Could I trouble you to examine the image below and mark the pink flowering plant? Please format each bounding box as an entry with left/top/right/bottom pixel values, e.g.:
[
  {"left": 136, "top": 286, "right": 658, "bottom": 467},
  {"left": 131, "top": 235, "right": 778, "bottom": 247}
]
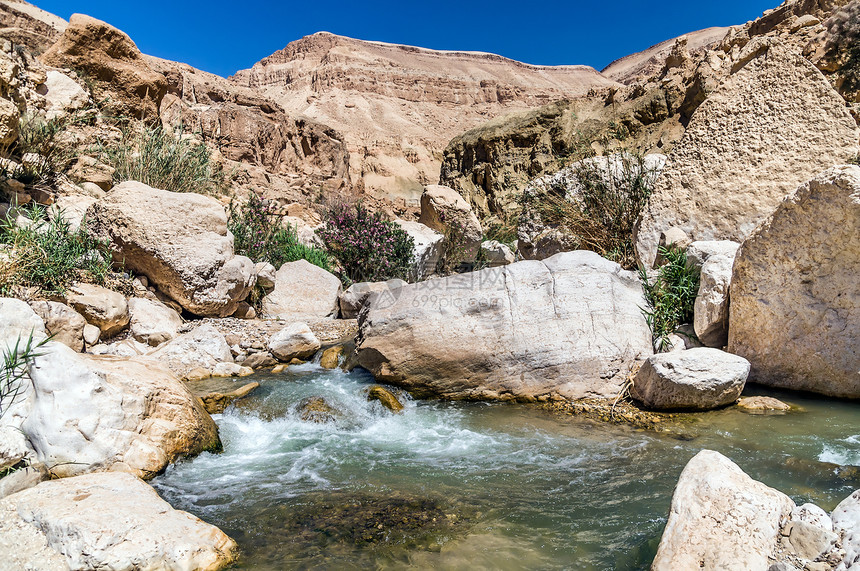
[{"left": 318, "top": 201, "right": 414, "bottom": 285}]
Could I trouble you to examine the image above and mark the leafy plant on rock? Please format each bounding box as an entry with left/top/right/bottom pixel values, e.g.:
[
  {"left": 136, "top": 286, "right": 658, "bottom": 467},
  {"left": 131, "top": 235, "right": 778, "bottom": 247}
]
[
  {"left": 1, "top": 332, "right": 49, "bottom": 420},
  {"left": 638, "top": 246, "right": 699, "bottom": 352},
  {"left": 0, "top": 113, "right": 76, "bottom": 191},
  {"left": 318, "top": 201, "right": 414, "bottom": 285},
  {"left": 0, "top": 204, "right": 113, "bottom": 296},
  {"left": 228, "top": 191, "right": 332, "bottom": 273}
]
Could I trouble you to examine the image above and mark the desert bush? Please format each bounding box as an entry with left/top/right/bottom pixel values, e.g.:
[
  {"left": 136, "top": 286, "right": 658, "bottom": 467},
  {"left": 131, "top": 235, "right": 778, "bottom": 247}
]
[
  {"left": 523, "top": 153, "right": 657, "bottom": 269},
  {"left": 0, "top": 114, "right": 75, "bottom": 189},
  {"left": 826, "top": 0, "right": 860, "bottom": 93},
  {"left": 638, "top": 246, "right": 699, "bottom": 352},
  {"left": 0, "top": 332, "right": 48, "bottom": 420},
  {"left": 228, "top": 192, "right": 332, "bottom": 272},
  {"left": 318, "top": 201, "right": 414, "bottom": 285},
  {"left": 100, "top": 124, "right": 228, "bottom": 195},
  {"left": 0, "top": 205, "right": 113, "bottom": 295}
]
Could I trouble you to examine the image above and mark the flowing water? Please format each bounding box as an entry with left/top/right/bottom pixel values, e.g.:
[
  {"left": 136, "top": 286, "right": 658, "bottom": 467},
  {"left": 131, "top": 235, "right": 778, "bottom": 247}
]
[{"left": 153, "top": 363, "right": 860, "bottom": 570}]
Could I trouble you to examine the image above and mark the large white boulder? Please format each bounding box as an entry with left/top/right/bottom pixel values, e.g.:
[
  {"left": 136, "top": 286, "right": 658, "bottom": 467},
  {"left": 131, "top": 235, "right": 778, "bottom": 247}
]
[
  {"left": 268, "top": 322, "right": 321, "bottom": 361},
  {"left": 261, "top": 259, "right": 341, "bottom": 320},
  {"left": 149, "top": 323, "right": 233, "bottom": 381},
  {"left": 632, "top": 348, "right": 750, "bottom": 410},
  {"left": 3, "top": 342, "right": 219, "bottom": 479},
  {"left": 0, "top": 298, "right": 47, "bottom": 350},
  {"left": 653, "top": 450, "right": 795, "bottom": 571},
  {"left": 834, "top": 489, "right": 860, "bottom": 571},
  {"left": 88, "top": 181, "right": 255, "bottom": 317},
  {"left": 635, "top": 39, "right": 859, "bottom": 268},
  {"left": 693, "top": 253, "right": 735, "bottom": 348},
  {"left": 729, "top": 165, "right": 860, "bottom": 398},
  {"left": 28, "top": 300, "right": 86, "bottom": 352},
  {"left": 339, "top": 279, "right": 407, "bottom": 319},
  {"left": 355, "top": 251, "right": 652, "bottom": 401},
  {"left": 63, "top": 282, "right": 129, "bottom": 338},
  {"left": 394, "top": 219, "right": 444, "bottom": 281},
  {"left": 0, "top": 472, "right": 238, "bottom": 570},
  {"left": 419, "top": 184, "right": 483, "bottom": 263}
]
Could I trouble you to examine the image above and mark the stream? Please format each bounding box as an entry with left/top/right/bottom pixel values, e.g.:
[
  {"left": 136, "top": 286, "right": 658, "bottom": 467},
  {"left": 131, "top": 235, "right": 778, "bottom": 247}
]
[{"left": 152, "top": 363, "right": 860, "bottom": 570}]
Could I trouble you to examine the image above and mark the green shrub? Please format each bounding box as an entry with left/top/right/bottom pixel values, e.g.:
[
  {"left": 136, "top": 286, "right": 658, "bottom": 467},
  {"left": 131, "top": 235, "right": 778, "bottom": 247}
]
[
  {"left": 638, "top": 246, "right": 700, "bottom": 352},
  {"left": 228, "top": 192, "right": 332, "bottom": 273},
  {"left": 100, "top": 124, "right": 228, "bottom": 195},
  {"left": 0, "top": 114, "right": 75, "bottom": 189},
  {"left": 318, "top": 201, "right": 414, "bottom": 285},
  {"left": 0, "top": 205, "right": 113, "bottom": 296},
  {"left": 524, "top": 153, "right": 657, "bottom": 269}
]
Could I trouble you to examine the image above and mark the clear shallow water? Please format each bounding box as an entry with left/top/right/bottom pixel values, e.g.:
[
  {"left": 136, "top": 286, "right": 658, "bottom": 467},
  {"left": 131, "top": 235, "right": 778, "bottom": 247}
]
[{"left": 153, "top": 364, "right": 860, "bottom": 570}]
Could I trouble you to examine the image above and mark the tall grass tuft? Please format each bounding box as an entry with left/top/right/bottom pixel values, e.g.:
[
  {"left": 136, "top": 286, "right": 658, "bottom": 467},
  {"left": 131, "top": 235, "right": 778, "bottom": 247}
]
[
  {"left": 638, "top": 246, "right": 700, "bottom": 352},
  {"left": 0, "top": 332, "right": 49, "bottom": 420},
  {"left": 523, "top": 153, "right": 658, "bottom": 269},
  {"left": 0, "top": 205, "right": 113, "bottom": 296},
  {"left": 0, "top": 114, "right": 75, "bottom": 189},
  {"left": 100, "top": 125, "right": 228, "bottom": 195}
]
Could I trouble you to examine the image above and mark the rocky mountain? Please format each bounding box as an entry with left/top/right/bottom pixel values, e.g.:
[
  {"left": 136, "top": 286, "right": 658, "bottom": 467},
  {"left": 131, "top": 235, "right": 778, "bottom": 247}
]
[
  {"left": 601, "top": 26, "right": 730, "bottom": 84},
  {"left": 230, "top": 32, "right": 621, "bottom": 205},
  {"left": 0, "top": 0, "right": 65, "bottom": 53}
]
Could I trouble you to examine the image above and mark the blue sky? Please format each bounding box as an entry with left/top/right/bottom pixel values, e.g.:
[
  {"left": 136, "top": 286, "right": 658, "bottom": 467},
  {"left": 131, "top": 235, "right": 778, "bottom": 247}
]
[{"left": 36, "top": 1, "right": 779, "bottom": 78}]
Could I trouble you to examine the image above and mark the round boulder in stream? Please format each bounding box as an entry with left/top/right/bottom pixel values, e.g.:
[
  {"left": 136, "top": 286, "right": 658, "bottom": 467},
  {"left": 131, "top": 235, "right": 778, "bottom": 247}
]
[
  {"left": 297, "top": 396, "right": 342, "bottom": 424},
  {"left": 367, "top": 385, "right": 404, "bottom": 413}
]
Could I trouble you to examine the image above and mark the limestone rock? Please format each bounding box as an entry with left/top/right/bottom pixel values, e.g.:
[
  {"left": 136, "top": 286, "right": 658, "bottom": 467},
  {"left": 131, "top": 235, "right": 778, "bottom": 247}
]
[
  {"left": 481, "top": 240, "right": 515, "bottom": 266},
  {"left": 254, "top": 261, "right": 277, "bottom": 290},
  {"left": 67, "top": 155, "right": 115, "bottom": 191},
  {"left": 833, "top": 489, "right": 860, "bottom": 571},
  {"left": 652, "top": 450, "right": 795, "bottom": 571},
  {"left": 39, "top": 14, "right": 167, "bottom": 120},
  {"left": 50, "top": 193, "right": 97, "bottom": 233},
  {"left": 28, "top": 300, "right": 85, "bottom": 352},
  {"left": 241, "top": 352, "right": 277, "bottom": 369},
  {"left": 5, "top": 342, "right": 219, "bottom": 479},
  {"left": 0, "top": 472, "right": 238, "bottom": 570},
  {"left": 339, "top": 279, "right": 407, "bottom": 319},
  {"left": 268, "top": 322, "right": 321, "bottom": 361},
  {"left": 367, "top": 385, "right": 404, "bottom": 413},
  {"left": 261, "top": 259, "right": 341, "bottom": 320},
  {"left": 319, "top": 345, "right": 344, "bottom": 369},
  {"left": 736, "top": 396, "right": 791, "bottom": 412},
  {"left": 149, "top": 324, "right": 233, "bottom": 381},
  {"left": 0, "top": 96, "right": 17, "bottom": 146},
  {"left": 297, "top": 396, "right": 340, "bottom": 424},
  {"left": 0, "top": 424, "right": 35, "bottom": 471},
  {"left": 728, "top": 166, "right": 860, "bottom": 398},
  {"left": 693, "top": 253, "right": 735, "bottom": 348},
  {"left": 128, "top": 297, "right": 182, "bottom": 347},
  {"left": 210, "top": 362, "right": 253, "bottom": 378},
  {"left": 0, "top": 297, "right": 47, "bottom": 350},
  {"left": 419, "top": 184, "right": 483, "bottom": 263},
  {"left": 82, "top": 323, "right": 100, "bottom": 346},
  {"left": 88, "top": 181, "right": 255, "bottom": 317},
  {"left": 63, "top": 282, "right": 129, "bottom": 337},
  {"left": 198, "top": 382, "right": 259, "bottom": 414},
  {"left": 42, "top": 70, "right": 89, "bottom": 120},
  {"left": 632, "top": 348, "right": 749, "bottom": 410},
  {"left": 231, "top": 301, "right": 256, "bottom": 320},
  {"left": 393, "top": 220, "right": 443, "bottom": 281},
  {"left": 635, "top": 39, "right": 859, "bottom": 268},
  {"left": 685, "top": 240, "right": 740, "bottom": 272},
  {"left": 355, "top": 251, "right": 652, "bottom": 401}
]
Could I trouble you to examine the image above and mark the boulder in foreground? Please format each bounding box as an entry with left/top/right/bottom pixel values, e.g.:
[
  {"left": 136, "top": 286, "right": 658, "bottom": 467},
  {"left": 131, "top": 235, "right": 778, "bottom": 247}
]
[
  {"left": 355, "top": 251, "right": 652, "bottom": 401},
  {"left": 0, "top": 472, "right": 237, "bottom": 570}
]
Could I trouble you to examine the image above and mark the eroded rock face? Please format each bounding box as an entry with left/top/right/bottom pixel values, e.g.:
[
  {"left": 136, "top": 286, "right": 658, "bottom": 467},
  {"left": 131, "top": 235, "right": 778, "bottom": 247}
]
[
  {"left": 634, "top": 38, "right": 859, "bottom": 268},
  {"left": 729, "top": 165, "right": 860, "bottom": 398},
  {"left": 261, "top": 259, "right": 341, "bottom": 320},
  {"left": 39, "top": 13, "right": 167, "bottom": 120},
  {"left": 3, "top": 342, "right": 219, "bottom": 479},
  {"left": 0, "top": 472, "right": 238, "bottom": 571},
  {"left": 355, "top": 251, "right": 652, "bottom": 401},
  {"left": 419, "top": 185, "right": 483, "bottom": 263},
  {"left": 88, "top": 181, "right": 255, "bottom": 317},
  {"left": 149, "top": 324, "right": 234, "bottom": 381},
  {"left": 42, "top": 70, "right": 89, "bottom": 121},
  {"left": 834, "top": 489, "right": 860, "bottom": 571},
  {"left": 632, "top": 348, "right": 749, "bottom": 410},
  {"left": 693, "top": 253, "right": 735, "bottom": 348},
  {"left": 652, "top": 450, "right": 795, "bottom": 571}
]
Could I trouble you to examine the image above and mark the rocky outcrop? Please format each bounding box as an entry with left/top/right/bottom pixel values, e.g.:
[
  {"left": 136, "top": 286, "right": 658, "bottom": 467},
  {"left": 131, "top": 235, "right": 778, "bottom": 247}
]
[
  {"left": 89, "top": 181, "right": 256, "bottom": 317},
  {"left": 0, "top": 0, "right": 66, "bottom": 54},
  {"left": 634, "top": 38, "right": 859, "bottom": 268},
  {"left": 39, "top": 14, "right": 167, "bottom": 120},
  {"left": 418, "top": 184, "right": 483, "bottom": 263},
  {"left": 231, "top": 32, "right": 619, "bottom": 203},
  {"left": 261, "top": 259, "right": 341, "bottom": 320},
  {"left": 2, "top": 339, "right": 219, "bottom": 479},
  {"left": 0, "top": 472, "right": 238, "bottom": 570},
  {"left": 693, "top": 251, "right": 736, "bottom": 348},
  {"left": 728, "top": 165, "right": 860, "bottom": 398},
  {"left": 653, "top": 450, "right": 795, "bottom": 570},
  {"left": 355, "top": 250, "right": 652, "bottom": 401},
  {"left": 42, "top": 69, "right": 89, "bottom": 120},
  {"left": 632, "top": 348, "right": 750, "bottom": 410},
  {"left": 150, "top": 56, "right": 352, "bottom": 203}
]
